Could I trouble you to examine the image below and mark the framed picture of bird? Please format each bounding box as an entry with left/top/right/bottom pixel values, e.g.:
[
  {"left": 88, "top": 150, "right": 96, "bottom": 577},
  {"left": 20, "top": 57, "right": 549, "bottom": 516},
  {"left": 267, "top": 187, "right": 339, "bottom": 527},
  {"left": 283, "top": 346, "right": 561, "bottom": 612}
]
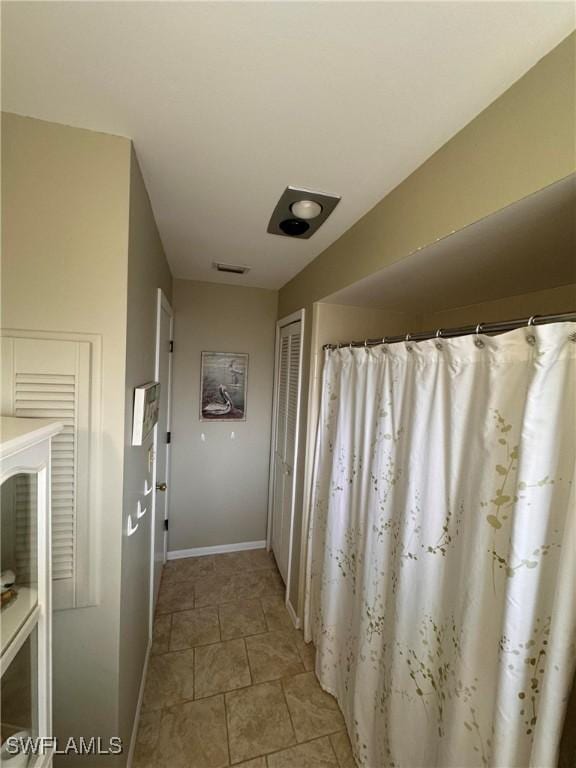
[{"left": 200, "top": 352, "right": 248, "bottom": 421}]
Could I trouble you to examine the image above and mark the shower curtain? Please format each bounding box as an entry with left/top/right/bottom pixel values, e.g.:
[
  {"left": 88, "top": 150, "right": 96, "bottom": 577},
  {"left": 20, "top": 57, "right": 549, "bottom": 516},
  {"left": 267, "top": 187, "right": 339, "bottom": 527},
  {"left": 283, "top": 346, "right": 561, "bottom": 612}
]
[{"left": 305, "top": 323, "right": 576, "bottom": 768}]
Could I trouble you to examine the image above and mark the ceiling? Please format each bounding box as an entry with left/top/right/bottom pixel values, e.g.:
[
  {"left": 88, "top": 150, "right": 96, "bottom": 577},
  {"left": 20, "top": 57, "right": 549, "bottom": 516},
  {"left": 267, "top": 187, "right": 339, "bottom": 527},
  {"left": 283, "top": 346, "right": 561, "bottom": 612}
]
[
  {"left": 2, "top": 2, "right": 574, "bottom": 290},
  {"left": 324, "top": 175, "right": 576, "bottom": 312}
]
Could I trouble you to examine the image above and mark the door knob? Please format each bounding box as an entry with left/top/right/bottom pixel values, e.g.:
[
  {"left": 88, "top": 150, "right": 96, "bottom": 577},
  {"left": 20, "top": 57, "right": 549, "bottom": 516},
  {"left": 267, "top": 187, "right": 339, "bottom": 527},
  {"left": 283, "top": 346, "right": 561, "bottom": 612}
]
[{"left": 156, "top": 482, "right": 167, "bottom": 492}]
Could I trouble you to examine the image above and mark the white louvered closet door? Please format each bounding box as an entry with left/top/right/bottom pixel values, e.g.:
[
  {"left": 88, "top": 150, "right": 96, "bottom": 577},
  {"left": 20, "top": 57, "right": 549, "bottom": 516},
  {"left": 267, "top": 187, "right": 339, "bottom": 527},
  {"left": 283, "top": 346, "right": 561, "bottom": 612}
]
[
  {"left": 2, "top": 336, "right": 91, "bottom": 610},
  {"left": 271, "top": 320, "right": 302, "bottom": 584}
]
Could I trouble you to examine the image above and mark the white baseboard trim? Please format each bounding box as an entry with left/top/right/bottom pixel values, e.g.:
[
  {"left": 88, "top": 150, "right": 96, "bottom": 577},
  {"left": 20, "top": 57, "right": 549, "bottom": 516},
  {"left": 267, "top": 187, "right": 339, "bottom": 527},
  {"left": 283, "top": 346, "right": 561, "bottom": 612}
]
[
  {"left": 126, "top": 639, "right": 152, "bottom": 768},
  {"left": 286, "top": 596, "right": 301, "bottom": 629},
  {"left": 167, "top": 540, "right": 267, "bottom": 560}
]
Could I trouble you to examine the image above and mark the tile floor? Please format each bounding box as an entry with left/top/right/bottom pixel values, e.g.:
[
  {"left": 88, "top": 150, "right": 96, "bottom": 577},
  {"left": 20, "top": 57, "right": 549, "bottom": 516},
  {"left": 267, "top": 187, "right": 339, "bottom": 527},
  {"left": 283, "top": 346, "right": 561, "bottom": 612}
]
[{"left": 134, "top": 549, "right": 357, "bottom": 768}]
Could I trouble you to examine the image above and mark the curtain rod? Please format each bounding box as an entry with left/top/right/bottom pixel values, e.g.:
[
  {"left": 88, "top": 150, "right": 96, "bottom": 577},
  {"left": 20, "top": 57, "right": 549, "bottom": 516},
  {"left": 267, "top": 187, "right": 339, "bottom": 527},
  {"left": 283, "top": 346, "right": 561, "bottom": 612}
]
[{"left": 322, "top": 310, "right": 576, "bottom": 350}]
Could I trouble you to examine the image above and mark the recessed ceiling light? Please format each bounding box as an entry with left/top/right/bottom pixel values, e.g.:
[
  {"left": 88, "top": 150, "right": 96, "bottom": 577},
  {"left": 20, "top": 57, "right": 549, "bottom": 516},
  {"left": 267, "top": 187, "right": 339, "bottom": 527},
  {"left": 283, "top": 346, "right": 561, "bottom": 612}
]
[
  {"left": 267, "top": 186, "right": 341, "bottom": 239},
  {"left": 290, "top": 199, "right": 323, "bottom": 220}
]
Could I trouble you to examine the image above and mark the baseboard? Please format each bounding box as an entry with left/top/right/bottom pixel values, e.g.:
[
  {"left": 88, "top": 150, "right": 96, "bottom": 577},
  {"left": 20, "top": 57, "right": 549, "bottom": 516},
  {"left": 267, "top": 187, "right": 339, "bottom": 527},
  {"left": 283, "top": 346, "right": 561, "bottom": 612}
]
[
  {"left": 126, "top": 639, "right": 152, "bottom": 768},
  {"left": 286, "top": 596, "right": 301, "bottom": 629},
  {"left": 167, "top": 540, "right": 267, "bottom": 560}
]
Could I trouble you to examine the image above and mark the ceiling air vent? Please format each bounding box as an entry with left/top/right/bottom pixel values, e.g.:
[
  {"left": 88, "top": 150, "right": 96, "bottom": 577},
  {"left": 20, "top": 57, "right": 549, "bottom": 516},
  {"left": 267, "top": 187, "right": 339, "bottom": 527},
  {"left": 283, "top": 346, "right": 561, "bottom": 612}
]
[{"left": 213, "top": 262, "right": 251, "bottom": 275}]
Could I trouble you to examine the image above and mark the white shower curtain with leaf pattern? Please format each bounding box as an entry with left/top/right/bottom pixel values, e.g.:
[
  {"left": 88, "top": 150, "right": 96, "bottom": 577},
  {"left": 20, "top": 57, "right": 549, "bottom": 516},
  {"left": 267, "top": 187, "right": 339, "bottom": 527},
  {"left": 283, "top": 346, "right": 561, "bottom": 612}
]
[{"left": 305, "top": 324, "right": 576, "bottom": 768}]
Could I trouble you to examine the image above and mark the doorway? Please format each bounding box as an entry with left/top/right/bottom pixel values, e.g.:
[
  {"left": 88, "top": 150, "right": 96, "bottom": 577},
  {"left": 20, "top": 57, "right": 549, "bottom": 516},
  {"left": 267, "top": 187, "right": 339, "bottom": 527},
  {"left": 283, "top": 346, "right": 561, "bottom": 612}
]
[
  {"left": 150, "top": 289, "right": 173, "bottom": 627},
  {"left": 268, "top": 310, "right": 304, "bottom": 619}
]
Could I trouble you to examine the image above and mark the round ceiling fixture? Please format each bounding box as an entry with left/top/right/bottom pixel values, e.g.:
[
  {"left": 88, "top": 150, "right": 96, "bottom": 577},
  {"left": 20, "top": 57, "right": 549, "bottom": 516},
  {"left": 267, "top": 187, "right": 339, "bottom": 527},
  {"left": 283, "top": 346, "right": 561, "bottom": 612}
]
[
  {"left": 290, "top": 199, "right": 323, "bottom": 220},
  {"left": 279, "top": 218, "right": 310, "bottom": 236}
]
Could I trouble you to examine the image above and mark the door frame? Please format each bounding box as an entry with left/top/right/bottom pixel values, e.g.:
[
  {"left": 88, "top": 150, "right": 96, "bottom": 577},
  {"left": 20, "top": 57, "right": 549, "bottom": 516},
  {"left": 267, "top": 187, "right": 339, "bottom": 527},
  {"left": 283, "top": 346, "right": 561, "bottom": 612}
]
[
  {"left": 267, "top": 308, "right": 305, "bottom": 626},
  {"left": 149, "top": 288, "right": 173, "bottom": 634}
]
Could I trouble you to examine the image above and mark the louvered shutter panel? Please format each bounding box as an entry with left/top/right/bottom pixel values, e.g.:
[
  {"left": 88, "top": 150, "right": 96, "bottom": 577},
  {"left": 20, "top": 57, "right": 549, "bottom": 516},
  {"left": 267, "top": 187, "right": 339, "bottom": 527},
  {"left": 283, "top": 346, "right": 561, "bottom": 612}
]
[
  {"left": 276, "top": 334, "right": 290, "bottom": 460},
  {"left": 2, "top": 336, "right": 91, "bottom": 609},
  {"left": 285, "top": 330, "right": 301, "bottom": 467}
]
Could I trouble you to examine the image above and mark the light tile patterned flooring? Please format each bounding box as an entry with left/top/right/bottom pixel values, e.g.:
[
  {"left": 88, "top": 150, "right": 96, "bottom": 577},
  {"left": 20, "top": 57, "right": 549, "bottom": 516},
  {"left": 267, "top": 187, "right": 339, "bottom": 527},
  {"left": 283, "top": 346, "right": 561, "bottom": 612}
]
[{"left": 134, "top": 549, "right": 357, "bottom": 768}]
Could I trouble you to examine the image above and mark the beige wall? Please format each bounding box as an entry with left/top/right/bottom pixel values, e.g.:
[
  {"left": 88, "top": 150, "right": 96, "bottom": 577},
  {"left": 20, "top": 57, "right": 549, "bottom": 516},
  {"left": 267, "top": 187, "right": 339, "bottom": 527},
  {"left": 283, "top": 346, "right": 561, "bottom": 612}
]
[
  {"left": 311, "top": 303, "right": 421, "bottom": 349},
  {"left": 421, "top": 283, "right": 576, "bottom": 329},
  {"left": 2, "top": 113, "right": 174, "bottom": 765},
  {"left": 118, "top": 148, "right": 172, "bottom": 752},
  {"left": 170, "top": 280, "right": 277, "bottom": 551},
  {"left": 1, "top": 113, "right": 130, "bottom": 760}
]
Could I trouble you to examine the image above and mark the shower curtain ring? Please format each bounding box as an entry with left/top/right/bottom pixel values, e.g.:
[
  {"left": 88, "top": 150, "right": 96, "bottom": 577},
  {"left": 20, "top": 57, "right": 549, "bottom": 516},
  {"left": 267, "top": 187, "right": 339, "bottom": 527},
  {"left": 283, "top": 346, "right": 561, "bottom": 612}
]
[
  {"left": 474, "top": 323, "right": 485, "bottom": 348},
  {"left": 526, "top": 316, "right": 538, "bottom": 345}
]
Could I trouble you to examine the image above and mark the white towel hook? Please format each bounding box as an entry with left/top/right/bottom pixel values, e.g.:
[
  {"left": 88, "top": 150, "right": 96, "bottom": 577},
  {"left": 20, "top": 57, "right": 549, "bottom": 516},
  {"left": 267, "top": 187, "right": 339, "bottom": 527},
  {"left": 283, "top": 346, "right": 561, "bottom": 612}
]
[{"left": 127, "top": 514, "right": 139, "bottom": 537}]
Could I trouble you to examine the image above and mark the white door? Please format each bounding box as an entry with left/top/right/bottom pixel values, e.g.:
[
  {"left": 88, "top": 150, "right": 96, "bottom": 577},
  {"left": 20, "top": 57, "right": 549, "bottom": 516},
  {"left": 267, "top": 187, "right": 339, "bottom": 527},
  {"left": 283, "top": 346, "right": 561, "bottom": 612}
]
[
  {"left": 151, "top": 290, "right": 173, "bottom": 618},
  {"left": 270, "top": 318, "right": 302, "bottom": 584}
]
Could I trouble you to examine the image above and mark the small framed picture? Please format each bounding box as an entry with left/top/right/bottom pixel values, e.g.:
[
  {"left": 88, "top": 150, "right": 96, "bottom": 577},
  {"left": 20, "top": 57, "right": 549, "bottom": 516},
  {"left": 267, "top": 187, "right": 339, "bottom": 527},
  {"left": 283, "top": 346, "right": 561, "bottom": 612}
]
[
  {"left": 132, "top": 382, "right": 161, "bottom": 445},
  {"left": 200, "top": 352, "right": 248, "bottom": 421}
]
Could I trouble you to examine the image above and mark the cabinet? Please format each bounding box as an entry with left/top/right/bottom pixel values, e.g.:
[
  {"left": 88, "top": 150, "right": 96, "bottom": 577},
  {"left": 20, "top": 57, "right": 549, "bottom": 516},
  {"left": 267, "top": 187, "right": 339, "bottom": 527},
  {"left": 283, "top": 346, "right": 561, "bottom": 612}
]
[{"left": 1, "top": 417, "right": 62, "bottom": 767}]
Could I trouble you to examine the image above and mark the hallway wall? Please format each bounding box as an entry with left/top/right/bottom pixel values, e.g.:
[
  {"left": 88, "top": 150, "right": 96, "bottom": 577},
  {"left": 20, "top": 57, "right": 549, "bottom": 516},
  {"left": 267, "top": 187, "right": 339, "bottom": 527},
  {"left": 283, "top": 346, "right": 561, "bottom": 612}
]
[
  {"left": 1, "top": 112, "right": 130, "bottom": 763},
  {"left": 119, "top": 147, "right": 173, "bottom": 755},
  {"left": 2, "top": 113, "right": 175, "bottom": 765},
  {"left": 170, "top": 280, "right": 278, "bottom": 553}
]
